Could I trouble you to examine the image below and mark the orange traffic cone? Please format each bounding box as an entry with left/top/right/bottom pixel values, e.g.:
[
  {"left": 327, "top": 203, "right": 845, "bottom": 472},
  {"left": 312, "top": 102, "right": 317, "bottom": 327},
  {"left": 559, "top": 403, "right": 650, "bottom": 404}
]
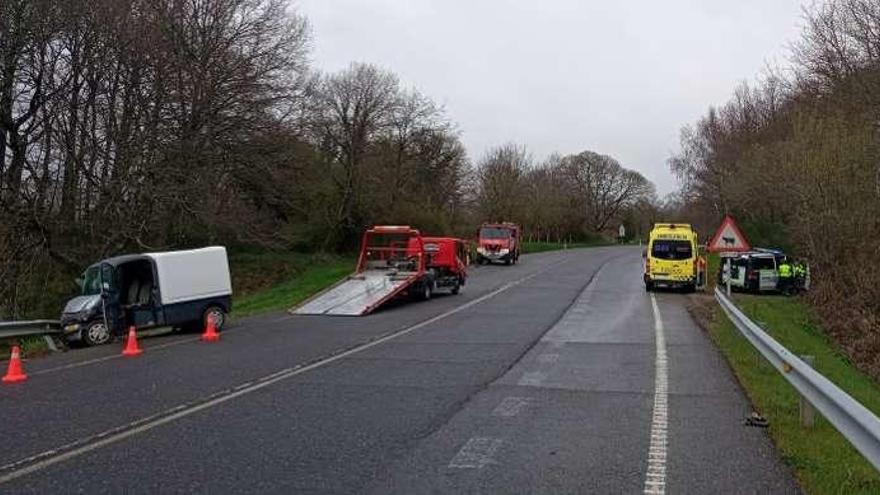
[
  {"left": 2, "top": 345, "right": 28, "bottom": 383},
  {"left": 201, "top": 315, "right": 220, "bottom": 342},
  {"left": 122, "top": 326, "right": 143, "bottom": 356}
]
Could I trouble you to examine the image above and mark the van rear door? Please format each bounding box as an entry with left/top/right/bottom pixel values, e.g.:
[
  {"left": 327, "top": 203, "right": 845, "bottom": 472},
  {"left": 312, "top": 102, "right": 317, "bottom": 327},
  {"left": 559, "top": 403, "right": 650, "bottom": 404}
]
[{"left": 650, "top": 239, "right": 694, "bottom": 280}]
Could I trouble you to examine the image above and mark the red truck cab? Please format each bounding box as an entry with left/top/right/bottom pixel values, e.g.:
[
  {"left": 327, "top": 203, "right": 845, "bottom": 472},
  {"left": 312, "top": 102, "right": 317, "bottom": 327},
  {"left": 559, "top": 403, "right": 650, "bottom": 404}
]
[
  {"left": 422, "top": 237, "right": 469, "bottom": 294},
  {"left": 476, "top": 222, "right": 521, "bottom": 265}
]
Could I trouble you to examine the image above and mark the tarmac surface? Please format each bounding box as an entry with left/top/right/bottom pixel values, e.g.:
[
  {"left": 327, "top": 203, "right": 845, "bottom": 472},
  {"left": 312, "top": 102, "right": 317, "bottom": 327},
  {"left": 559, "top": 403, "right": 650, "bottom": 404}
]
[{"left": 0, "top": 246, "right": 799, "bottom": 493}]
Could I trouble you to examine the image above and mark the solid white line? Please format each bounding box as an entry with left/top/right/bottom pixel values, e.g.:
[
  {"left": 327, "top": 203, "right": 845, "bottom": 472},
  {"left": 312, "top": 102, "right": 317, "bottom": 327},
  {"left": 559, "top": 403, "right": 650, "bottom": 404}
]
[
  {"left": 644, "top": 293, "right": 669, "bottom": 495},
  {"left": 0, "top": 257, "right": 569, "bottom": 485}
]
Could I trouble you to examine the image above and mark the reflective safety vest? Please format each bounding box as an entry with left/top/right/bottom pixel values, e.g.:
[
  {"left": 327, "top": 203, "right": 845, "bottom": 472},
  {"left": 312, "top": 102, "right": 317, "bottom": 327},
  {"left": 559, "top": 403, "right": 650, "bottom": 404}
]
[
  {"left": 794, "top": 264, "right": 806, "bottom": 277},
  {"left": 778, "top": 263, "right": 793, "bottom": 278}
]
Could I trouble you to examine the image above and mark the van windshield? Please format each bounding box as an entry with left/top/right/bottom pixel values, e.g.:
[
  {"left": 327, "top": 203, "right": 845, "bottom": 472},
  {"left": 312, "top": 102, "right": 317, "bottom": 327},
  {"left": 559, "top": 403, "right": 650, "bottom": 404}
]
[
  {"left": 81, "top": 266, "right": 101, "bottom": 296},
  {"left": 651, "top": 240, "right": 693, "bottom": 260},
  {"left": 480, "top": 227, "right": 511, "bottom": 239},
  {"left": 750, "top": 257, "right": 776, "bottom": 270}
]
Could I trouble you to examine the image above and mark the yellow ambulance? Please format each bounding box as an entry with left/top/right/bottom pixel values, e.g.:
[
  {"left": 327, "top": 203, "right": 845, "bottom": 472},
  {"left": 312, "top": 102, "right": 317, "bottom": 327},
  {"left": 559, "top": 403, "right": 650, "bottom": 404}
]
[{"left": 644, "top": 223, "right": 701, "bottom": 292}]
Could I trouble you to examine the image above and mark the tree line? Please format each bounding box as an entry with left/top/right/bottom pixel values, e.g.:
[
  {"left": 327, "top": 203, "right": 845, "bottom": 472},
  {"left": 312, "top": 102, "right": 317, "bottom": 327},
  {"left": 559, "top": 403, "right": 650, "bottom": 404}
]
[
  {"left": 0, "top": 0, "right": 654, "bottom": 318},
  {"left": 669, "top": 0, "right": 880, "bottom": 378}
]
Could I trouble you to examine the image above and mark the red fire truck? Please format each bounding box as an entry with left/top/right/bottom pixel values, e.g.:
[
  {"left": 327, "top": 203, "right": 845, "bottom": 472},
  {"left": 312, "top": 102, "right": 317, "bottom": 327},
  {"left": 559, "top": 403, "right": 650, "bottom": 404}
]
[{"left": 476, "top": 222, "right": 521, "bottom": 265}]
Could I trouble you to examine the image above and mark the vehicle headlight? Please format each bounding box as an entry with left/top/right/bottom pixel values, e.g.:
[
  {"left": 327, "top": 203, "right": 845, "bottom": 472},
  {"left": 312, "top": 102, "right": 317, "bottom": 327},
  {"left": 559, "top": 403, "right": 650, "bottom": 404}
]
[
  {"left": 476, "top": 247, "right": 485, "bottom": 254},
  {"left": 499, "top": 249, "right": 510, "bottom": 255}
]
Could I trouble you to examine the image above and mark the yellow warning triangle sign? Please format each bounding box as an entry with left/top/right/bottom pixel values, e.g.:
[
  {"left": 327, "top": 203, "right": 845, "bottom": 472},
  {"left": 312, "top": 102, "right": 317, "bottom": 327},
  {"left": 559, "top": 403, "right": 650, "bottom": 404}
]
[{"left": 707, "top": 215, "right": 751, "bottom": 252}]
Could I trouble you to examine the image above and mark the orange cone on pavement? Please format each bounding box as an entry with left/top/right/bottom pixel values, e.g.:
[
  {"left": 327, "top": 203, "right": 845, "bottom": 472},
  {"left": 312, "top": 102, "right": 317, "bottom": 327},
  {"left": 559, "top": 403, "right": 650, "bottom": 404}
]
[
  {"left": 201, "top": 314, "right": 220, "bottom": 342},
  {"left": 2, "top": 345, "right": 28, "bottom": 383},
  {"left": 122, "top": 326, "right": 143, "bottom": 356}
]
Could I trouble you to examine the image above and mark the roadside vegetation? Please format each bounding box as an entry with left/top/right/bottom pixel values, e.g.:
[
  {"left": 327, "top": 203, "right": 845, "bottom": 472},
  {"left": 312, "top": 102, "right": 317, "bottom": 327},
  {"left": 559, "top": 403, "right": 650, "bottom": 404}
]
[
  {"left": 698, "top": 293, "right": 880, "bottom": 494},
  {"left": 669, "top": 0, "right": 880, "bottom": 381},
  {"left": 0, "top": 1, "right": 656, "bottom": 322}
]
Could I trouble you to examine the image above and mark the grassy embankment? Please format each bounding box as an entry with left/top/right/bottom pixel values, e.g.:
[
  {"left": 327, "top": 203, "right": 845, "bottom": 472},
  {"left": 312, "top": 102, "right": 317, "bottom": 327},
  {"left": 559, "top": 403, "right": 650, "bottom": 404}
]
[
  {"left": 230, "top": 251, "right": 354, "bottom": 318},
  {"left": 698, "top": 254, "right": 880, "bottom": 493}
]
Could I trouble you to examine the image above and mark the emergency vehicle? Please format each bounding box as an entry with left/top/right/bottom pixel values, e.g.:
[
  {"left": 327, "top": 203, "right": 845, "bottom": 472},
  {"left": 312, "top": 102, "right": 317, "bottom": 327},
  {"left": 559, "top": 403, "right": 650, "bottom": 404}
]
[{"left": 644, "top": 223, "right": 702, "bottom": 292}]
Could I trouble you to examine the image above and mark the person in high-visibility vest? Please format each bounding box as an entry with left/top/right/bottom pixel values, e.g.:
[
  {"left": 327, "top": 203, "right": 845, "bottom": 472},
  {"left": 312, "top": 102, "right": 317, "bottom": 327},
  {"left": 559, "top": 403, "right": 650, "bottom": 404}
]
[
  {"left": 793, "top": 260, "right": 807, "bottom": 293},
  {"left": 777, "top": 259, "right": 793, "bottom": 295}
]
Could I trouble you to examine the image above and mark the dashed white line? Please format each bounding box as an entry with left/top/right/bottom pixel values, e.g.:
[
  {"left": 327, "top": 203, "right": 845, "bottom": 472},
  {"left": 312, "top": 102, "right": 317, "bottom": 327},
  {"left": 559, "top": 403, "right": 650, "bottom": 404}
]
[
  {"left": 517, "top": 370, "right": 547, "bottom": 386},
  {"left": 644, "top": 293, "right": 669, "bottom": 494},
  {"left": 448, "top": 437, "right": 503, "bottom": 468},
  {"left": 536, "top": 353, "right": 560, "bottom": 364},
  {"left": 492, "top": 397, "right": 532, "bottom": 417}
]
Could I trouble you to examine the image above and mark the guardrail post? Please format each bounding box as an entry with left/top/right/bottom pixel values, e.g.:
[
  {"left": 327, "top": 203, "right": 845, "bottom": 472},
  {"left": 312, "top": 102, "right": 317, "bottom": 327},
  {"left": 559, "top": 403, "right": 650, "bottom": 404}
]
[
  {"left": 43, "top": 335, "right": 59, "bottom": 352},
  {"left": 800, "top": 355, "right": 816, "bottom": 428}
]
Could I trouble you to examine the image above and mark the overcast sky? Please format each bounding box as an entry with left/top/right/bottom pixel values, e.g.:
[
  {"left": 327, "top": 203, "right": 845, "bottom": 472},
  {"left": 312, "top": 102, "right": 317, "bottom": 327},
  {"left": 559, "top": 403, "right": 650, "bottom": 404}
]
[{"left": 298, "top": 0, "right": 806, "bottom": 195}]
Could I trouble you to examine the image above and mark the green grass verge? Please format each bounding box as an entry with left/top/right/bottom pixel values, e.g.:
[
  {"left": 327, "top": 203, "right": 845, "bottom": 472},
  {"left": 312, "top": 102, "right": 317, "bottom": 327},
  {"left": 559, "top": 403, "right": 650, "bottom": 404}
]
[
  {"left": 229, "top": 251, "right": 353, "bottom": 318},
  {"left": 521, "top": 239, "right": 612, "bottom": 254},
  {"left": 706, "top": 293, "right": 880, "bottom": 493}
]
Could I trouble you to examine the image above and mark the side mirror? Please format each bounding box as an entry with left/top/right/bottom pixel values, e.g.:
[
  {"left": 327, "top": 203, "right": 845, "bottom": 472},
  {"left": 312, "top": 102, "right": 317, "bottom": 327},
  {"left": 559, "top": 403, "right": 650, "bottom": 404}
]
[{"left": 74, "top": 277, "right": 84, "bottom": 288}]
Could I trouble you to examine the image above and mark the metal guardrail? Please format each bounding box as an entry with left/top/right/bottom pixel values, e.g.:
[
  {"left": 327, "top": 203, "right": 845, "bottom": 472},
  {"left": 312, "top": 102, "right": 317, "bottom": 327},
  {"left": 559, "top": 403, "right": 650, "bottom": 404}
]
[
  {"left": 0, "top": 321, "right": 62, "bottom": 348},
  {"left": 715, "top": 287, "right": 880, "bottom": 471}
]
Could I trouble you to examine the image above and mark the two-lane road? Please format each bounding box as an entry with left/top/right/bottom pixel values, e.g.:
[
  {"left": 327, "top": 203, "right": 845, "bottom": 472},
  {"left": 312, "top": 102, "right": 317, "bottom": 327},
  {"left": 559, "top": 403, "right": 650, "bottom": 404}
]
[{"left": 0, "top": 247, "right": 798, "bottom": 493}]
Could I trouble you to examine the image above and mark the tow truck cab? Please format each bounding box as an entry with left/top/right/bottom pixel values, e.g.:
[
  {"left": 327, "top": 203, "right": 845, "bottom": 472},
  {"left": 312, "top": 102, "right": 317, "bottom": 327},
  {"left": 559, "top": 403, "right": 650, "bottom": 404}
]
[
  {"left": 476, "top": 222, "right": 521, "bottom": 265},
  {"left": 423, "top": 237, "right": 468, "bottom": 294},
  {"left": 644, "top": 223, "right": 699, "bottom": 292}
]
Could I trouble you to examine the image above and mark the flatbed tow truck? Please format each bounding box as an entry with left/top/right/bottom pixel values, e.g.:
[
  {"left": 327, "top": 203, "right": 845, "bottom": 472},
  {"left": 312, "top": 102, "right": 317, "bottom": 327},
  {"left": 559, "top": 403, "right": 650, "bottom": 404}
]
[{"left": 291, "top": 226, "right": 467, "bottom": 316}]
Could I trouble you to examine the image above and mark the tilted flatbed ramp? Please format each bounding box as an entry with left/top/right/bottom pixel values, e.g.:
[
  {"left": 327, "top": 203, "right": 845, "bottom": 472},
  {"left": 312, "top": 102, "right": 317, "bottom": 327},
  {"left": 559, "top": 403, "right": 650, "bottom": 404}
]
[{"left": 292, "top": 270, "right": 417, "bottom": 316}]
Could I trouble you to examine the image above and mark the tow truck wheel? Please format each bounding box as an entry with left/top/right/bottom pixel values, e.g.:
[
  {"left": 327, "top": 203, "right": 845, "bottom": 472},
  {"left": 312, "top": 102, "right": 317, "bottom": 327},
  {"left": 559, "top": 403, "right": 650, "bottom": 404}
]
[
  {"left": 83, "top": 320, "right": 112, "bottom": 346},
  {"left": 421, "top": 281, "right": 432, "bottom": 301},
  {"left": 451, "top": 278, "right": 462, "bottom": 295}
]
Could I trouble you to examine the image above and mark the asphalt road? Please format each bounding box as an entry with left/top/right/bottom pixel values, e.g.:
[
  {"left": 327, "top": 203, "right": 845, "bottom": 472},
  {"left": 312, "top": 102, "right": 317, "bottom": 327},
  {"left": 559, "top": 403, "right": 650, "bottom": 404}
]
[{"left": 0, "top": 246, "right": 799, "bottom": 493}]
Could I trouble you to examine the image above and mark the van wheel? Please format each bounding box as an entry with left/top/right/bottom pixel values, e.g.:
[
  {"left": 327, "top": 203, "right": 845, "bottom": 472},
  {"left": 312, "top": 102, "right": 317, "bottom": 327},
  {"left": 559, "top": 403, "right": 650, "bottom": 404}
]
[
  {"left": 83, "top": 320, "right": 112, "bottom": 346},
  {"left": 204, "top": 306, "right": 226, "bottom": 331}
]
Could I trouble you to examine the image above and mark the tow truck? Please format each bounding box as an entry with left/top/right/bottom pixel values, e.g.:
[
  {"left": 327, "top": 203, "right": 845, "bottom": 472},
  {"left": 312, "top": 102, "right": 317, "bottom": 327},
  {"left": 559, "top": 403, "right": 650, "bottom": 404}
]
[{"left": 292, "top": 226, "right": 467, "bottom": 316}]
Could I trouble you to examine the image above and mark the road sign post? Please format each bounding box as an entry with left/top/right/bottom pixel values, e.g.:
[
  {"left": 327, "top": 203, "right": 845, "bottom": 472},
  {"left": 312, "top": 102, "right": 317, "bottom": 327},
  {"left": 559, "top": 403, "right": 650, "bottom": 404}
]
[{"left": 726, "top": 258, "right": 732, "bottom": 297}]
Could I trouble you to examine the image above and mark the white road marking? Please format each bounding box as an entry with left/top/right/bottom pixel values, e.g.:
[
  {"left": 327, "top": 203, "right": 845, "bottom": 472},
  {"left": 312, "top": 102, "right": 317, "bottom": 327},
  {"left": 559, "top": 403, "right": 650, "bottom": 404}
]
[
  {"left": 31, "top": 336, "right": 200, "bottom": 376},
  {"left": 492, "top": 397, "right": 532, "bottom": 417},
  {"left": 517, "top": 371, "right": 546, "bottom": 386},
  {"left": 644, "top": 293, "right": 669, "bottom": 495},
  {"left": 0, "top": 257, "right": 571, "bottom": 485},
  {"left": 536, "top": 353, "right": 559, "bottom": 364},
  {"left": 448, "top": 437, "right": 503, "bottom": 468}
]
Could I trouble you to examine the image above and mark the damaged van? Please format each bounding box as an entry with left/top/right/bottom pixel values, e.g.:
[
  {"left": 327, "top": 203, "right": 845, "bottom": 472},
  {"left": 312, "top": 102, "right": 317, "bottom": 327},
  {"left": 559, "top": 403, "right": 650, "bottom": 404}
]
[{"left": 61, "top": 247, "right": 232, "bottom": 346}]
